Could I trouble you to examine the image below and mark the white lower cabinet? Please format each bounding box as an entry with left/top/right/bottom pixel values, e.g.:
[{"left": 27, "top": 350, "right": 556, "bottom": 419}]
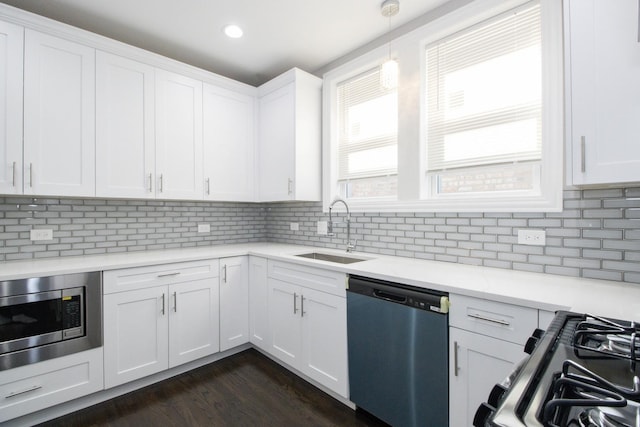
[
  {"left": 266, "top": 261, "right": 348, "bottom": 398},
  {"left": 103, "top": 260, "right": 219, "bottom": 388},
  {"left": 449, "top": 328, "right": 524, "bottom": 427},
  {"left": 219, "top": 256, "right": 249, "bottom": 351},
  {"left": 248, "top": 256, "right": 269, "bottom": 350},
  {"left": 448, "top": 294, "right": 538, "bottom": 427},
  {"left": 0, "top": 348, "right": 103, "bottom": 423}
]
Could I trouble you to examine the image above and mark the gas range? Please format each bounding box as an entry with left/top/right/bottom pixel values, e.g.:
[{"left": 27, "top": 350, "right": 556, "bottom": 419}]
[{"left": 477, "top": 311, "right": 640, "bottom": 427}]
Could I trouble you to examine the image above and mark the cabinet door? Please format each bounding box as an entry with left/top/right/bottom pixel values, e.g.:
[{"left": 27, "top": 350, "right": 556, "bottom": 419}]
[
  {"left": 449, "top": 327, "right": 525, "bottom": 427},
  {"left": 258, "top": 84, "right": 295, "bottom": 201},
  {"left": 569, "top": 0, "right": 640, "bottom": 185},
  {"left": 300, "top": 288, "right": 348, "bottom": 397},
  {"left": 104, "top": 287, "right": 169, "bottom": 388},
  {"left": 267, "top": 278, "right": 302, "bottom": 366},
  {"left": 155, "top": 69, "right": 203, "bottom": 200},
  {"left": 203, "top": 84, "right": 255, "bottom": 201},
  {"left": 23, "top": 29, "right": 95, "bottom": 197},
  {"left": 249, "top": 256, "right": 269, "bottom": 350},
  {"left": 169, "top": 278, "right": 219, "bottom": 367},
  {"left": 0, "top": 21, "right": 23, "bottom": 195},
  {"left": 96, "top": 52, "right": 155, "bottom": 198},
  {"left": 219, "top": 256, "right": 249, "bottom": 351}
]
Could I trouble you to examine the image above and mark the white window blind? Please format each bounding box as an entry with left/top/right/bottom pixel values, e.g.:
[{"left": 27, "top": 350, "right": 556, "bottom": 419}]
[
  {"left": 425, "top": 3, "right": 542, "bottom": 172},
  {"left": 337, "top": 67, "right": 398, "bottom": 181}
]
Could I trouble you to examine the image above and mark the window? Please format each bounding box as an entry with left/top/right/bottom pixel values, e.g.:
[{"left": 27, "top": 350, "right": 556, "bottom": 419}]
[
  {"left": 425, "top": 3, "right": 542, "bottom": 197},
  {"left": 336, "top": 67, "right": 398, "bottom": 199},
  {"left": 322, "top": 0, "right": 563, "bottom": 212}
]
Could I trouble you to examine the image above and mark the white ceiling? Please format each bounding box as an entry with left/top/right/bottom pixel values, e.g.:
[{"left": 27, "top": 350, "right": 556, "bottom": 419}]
[{"left": 0, "top": 0, "right": 451, "bottom": 86}]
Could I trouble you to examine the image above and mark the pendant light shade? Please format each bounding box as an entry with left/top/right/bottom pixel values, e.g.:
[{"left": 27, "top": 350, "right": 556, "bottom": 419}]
[{"left": 380, "top": 58, "right": 398, "bottom": 89}]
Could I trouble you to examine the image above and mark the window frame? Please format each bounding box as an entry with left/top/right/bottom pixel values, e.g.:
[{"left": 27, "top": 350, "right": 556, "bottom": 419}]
[{"left": 322, "top": 0, "right": 563, "bottom": 213}]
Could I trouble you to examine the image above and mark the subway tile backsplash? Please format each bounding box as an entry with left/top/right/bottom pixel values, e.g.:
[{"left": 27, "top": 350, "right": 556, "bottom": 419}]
[
  {"left": 1, "top": 187, "right": 639, "bottom": 285},
  {"left": 265, "top": 187, "right": 640, "bottom": 284},
  {"left": 0, "top": 197, "right": 266, "bottom": 261}
]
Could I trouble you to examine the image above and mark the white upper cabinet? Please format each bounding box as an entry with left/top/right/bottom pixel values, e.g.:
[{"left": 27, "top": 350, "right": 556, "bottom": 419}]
[
  {"left": 155, "top": 69, "right": 203, "bottom": 200},
  {"left": 258, "top": 68, "right": 321, "bottom": 202},
  {"left": 567, "top": 0, "right": 640, "bottom": 185},
  {"left": 203, "top": 83, "right": 255, "bottom": 201},
  {"left": 0, "top": 20, "right": 22, "bottom": 195},
  {"left": 23, "top": 29, "right": 95, "bottom": 197},
  {"left": 96, "top": 52, "right": 156, "bottom": 198}
]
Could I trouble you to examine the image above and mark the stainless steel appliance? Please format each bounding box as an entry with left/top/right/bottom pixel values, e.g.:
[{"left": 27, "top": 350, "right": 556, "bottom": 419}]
[
  {"left": 475, "top": 311, "right": 640, "bottom": 427},
  {"left": 347, "top": 275, "right": 450, "bottom": 427},
  {"left": 0, "top": 272, "right": 102, "bottom": 371}
]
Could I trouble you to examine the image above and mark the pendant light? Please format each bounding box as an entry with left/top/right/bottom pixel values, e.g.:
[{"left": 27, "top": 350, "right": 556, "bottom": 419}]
[{"left": 380, "top": 0, "right": 399, "bottom": 89}]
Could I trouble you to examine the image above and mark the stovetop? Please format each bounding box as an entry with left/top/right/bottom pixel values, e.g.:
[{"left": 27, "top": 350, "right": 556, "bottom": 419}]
[{"left": 489, "top": 312, "right": 640, "bottom": 427}]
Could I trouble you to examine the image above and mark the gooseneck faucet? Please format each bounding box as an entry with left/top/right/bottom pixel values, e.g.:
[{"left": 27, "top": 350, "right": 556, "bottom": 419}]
[{"left": 328, "top": 197, "right": 356, "bottom": 252}]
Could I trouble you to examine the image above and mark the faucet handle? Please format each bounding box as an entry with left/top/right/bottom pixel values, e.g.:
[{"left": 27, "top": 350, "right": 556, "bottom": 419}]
[{"left": 346, "top": 239, "right": 357, "bottom": 253}]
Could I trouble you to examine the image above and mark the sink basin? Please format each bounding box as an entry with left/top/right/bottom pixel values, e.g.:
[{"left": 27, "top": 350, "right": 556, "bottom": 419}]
[{"left": 295, "top": 252, "right": 367, "bottom": 264}]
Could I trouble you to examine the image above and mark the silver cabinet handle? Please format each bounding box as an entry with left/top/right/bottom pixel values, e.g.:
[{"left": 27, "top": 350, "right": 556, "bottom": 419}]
[
  {"left": 161, "top": 293, "right": 165, "bottom": 315},
  {"left": 6, "top": 384, "right": 42, "bottom": 399},
  {"left": 148, "top": 173, "right": 153, "bottom": 192},
  {"left": 580, "top": 136, "right": 586, "bottom": 173},
  {"left": 173, "top": 291, "right": 177, "bottom": 312},
  {"left": 157, "top": 272, "right": 180, "bottom": 278},
  {"left": 11, "top": 161, "right": 16, "bottom": 187},
  {"left": 454, "top": 341, "right": 459, "bottom": 377},
  {"left": 159, "top": 174, "right": 163, "bottom": 192},
  {"left": 293, "top": 292, "right": 298, "bottom": 314},
  {"left": 467, "top": 313, "right": 510, "bottom": 326},
  {"left": 206, "top": 178, "right": 210, "bottom": 195},
  {"left": 222, "top": 265, "right": 227, "bottom": 283},
  {"left": 301, "top": 295, "right": 305, "bottom": 317},
  {"left": 638, "top": 0, "right": 640, "bottom": 42},
  {"left": 287, "top": 178, "right": 293, "bottom": 195},
  {"left": 29, "top": 163, "right": 33, "bottom": 187}
]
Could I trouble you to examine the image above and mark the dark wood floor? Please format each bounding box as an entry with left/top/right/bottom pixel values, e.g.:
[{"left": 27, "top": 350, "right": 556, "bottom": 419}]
[{"left": 38, "top": 349, "right": 389, "bottom": 427}]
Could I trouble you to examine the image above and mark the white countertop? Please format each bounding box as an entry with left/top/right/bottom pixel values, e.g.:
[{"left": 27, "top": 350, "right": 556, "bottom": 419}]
[{"left": 2, "top": 243, "right": 639, "bottom": 320}]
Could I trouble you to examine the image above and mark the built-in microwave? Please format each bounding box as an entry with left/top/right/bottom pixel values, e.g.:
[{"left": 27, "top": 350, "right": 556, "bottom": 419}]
[{"left": 0, "top": 272, "right": 102, "bottom": 371}]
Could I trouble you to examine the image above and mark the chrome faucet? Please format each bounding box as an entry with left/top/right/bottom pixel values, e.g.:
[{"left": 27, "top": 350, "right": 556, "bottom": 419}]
[{"left": 328, "top": 197, "right": 356, "bottom": 252}]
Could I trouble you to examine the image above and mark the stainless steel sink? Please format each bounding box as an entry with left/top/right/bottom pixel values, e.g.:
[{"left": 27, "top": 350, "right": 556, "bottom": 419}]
[{"left": 295, "top": 252, "right": 367, "bottom": 264}]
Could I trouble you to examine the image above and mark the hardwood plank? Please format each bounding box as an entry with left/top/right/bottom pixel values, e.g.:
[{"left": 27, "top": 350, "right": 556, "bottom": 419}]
[{"left": 37, "top": 349, "right": 388, "bottom": 426}]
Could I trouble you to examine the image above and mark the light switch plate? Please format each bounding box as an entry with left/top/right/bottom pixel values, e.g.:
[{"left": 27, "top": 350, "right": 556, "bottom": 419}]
[
  {"left": 197, "top": 224, "right": 210, "bottom": 233},
  {"left": 30, "top": 229, "right": 53, "bottom": 241},
  {"left": 317, "top": 221, "right": 328, "bottom": 235}
]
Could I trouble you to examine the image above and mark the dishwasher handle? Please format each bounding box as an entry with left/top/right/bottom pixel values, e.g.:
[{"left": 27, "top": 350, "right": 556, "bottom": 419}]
[{"left": 373, "top": 289, "right": 407, "bottom": 303}]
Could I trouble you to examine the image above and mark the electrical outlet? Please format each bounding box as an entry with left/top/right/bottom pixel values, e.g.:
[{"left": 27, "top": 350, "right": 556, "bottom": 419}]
[
  {"left": 197, "top": 224, "right": 210, "bottom": 233},
  {"left": 317, "top": 221, "right": 328, "bottom": 235},
  {"left": 30, "top": 229, "right": 53, "bottom": 241},
  {"left": 518, "top": 229, "right": 546, "bottom": 246},
  {"left": 290, "top": 222, "right": 299, "bottom": 231}
]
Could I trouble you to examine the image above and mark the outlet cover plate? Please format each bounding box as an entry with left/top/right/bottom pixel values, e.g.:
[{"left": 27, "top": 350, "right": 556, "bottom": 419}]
[
  {"left": 518, "top": 229, "right": 546, "bottom": 246},
  {"left": 290, "top": 222, "right": 299, "bottom": 231},
  {"left": 197, "top": 224, "right": 210, "bottom": 233},
  {"left": 30, "top": 229, "right": 53, "bottom": 241}
]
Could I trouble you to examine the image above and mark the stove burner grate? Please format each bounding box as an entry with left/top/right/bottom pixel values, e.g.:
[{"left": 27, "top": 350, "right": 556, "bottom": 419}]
[
  {"left": 543, "top": 360, "right": 640, "bottom": 427},
  {"left": 574, "top": 315, "right": 640, "bottom": 371}
]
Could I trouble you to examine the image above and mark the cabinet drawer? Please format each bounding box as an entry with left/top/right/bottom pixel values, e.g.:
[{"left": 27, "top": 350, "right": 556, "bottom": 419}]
[
  {"left": 449, "top": 294, "right": 537, "bottom": 345},
  {"left": 0, "top": 348, "right": 103, "bottom": 423},
  {"left": 268, "top": 260, "right": 346, "bottom": 297},
  {"left": 104, "top": 259, "right": 219, "bottom": 294}
]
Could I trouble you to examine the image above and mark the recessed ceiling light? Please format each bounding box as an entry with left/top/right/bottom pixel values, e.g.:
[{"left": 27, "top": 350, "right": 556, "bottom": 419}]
[{"left": 223, "top": 24, "right": 243, "bottom": 39}]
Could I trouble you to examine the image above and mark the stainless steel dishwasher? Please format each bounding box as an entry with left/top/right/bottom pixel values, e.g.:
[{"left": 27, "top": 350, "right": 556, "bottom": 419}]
[{"left": 347, "top": 275, "right": 450, "bottom": 427}]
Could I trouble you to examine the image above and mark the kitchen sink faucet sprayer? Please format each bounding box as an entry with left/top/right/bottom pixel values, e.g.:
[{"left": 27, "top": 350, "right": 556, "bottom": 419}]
[{"left": 328, "top": 197, "right": 356, "bottom": 252}]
